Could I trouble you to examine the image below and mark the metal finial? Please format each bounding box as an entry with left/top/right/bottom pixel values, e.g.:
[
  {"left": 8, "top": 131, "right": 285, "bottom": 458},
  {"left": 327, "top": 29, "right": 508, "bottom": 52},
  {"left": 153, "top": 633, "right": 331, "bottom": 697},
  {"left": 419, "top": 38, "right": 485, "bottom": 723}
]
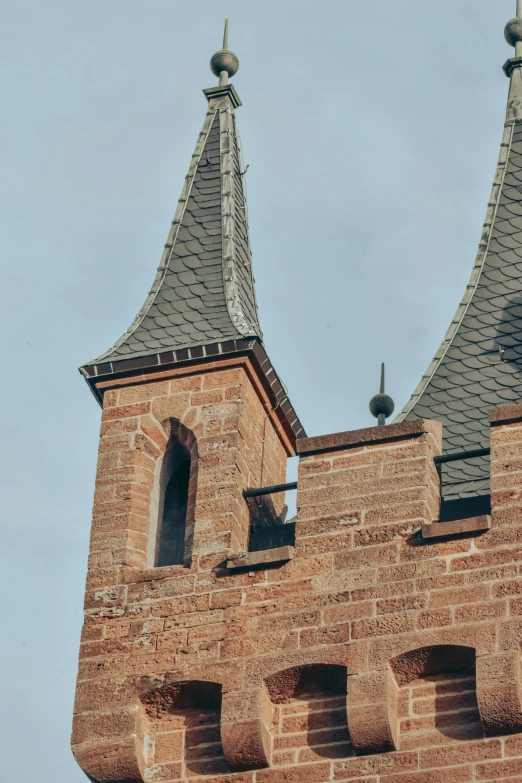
[
  {"left": 210, "top": 19, "right": 239, "bottom": 86},
  {"left": 223, "top": 18, "right": 229, "bottom": 49},
  {"left": 505, "top": 2, "right": 522, "bottom": 52},
  {"left": 369, "top": 363, "right": 395, "bottom": 427}
]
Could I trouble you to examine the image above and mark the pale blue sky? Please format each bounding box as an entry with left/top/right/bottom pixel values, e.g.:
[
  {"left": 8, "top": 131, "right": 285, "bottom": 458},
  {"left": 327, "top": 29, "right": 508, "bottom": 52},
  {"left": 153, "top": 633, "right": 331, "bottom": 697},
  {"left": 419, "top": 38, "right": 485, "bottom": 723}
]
[{"left": 0, "top": 1, "right": 515, "bottom": 780}]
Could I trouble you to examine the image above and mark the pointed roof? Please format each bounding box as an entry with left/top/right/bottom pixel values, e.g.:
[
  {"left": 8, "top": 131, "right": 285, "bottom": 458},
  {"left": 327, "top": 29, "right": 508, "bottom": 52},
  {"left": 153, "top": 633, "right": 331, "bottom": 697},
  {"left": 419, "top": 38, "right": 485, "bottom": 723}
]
[
  {"left": 396, "top": 12, "right": 522, "bottom": 501},
  {"left": 81, "top": 26, "right": 305, "bottom": 444},
  {"left": 88, "top": 85, "right": 261, "bottom": 364}
]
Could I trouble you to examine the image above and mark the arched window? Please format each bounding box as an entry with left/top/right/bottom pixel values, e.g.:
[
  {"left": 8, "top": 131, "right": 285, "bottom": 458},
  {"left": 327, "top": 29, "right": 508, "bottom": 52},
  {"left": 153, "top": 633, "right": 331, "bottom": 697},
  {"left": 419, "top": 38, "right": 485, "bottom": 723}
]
[{"left": 154, "top": 438, "right": 192, "bottom": 567}]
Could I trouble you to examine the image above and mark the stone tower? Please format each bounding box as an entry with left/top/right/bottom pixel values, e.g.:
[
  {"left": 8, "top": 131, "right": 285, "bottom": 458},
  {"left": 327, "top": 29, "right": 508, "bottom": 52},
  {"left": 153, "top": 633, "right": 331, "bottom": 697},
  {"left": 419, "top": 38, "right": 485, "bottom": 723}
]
[{"left": 73, "top": 12, "right": 522, "bottom": 783}]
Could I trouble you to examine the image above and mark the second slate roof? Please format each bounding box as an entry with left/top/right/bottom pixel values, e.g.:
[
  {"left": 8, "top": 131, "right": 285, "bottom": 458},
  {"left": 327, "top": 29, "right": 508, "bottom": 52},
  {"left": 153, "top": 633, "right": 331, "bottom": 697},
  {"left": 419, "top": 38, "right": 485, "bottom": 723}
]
[
  {"left": 397, "top": 117, "right": 522, "bottom": 501},
  {"left": 91, "top": 90, "right": 262, "bottom": 365}
]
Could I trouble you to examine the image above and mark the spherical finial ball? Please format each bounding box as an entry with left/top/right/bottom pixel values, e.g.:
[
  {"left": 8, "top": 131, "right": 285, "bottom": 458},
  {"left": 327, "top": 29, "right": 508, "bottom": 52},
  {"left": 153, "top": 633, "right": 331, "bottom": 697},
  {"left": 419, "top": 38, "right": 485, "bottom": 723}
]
[
  {"left": 369, "top": 393, "right": 395, "bottom": 421},
  {"left": 505, "top": 17, "right": 522, "bottom": 47},
  {"left": 210, "top": 49, "right": 239, "bottom": 79}
]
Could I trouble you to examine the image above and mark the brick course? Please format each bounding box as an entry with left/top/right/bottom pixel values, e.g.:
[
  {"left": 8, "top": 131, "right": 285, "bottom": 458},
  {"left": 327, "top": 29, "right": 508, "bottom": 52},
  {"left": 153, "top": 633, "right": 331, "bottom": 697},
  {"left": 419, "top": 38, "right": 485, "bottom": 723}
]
[{"left": 73, "top": 376, "right": 522, "bottom": 783}]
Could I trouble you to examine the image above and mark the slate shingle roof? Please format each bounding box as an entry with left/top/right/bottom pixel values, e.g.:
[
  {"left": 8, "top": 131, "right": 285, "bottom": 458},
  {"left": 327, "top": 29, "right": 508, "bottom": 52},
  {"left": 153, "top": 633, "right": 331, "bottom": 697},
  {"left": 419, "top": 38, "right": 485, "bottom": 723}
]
[
  {"left": 397, "top": 61, "right": 522, "bottom": 501},
  {"left": 89, "top": 86, "right": 261, "bottom": 366},
  {"left": 80, "top": 83, "right": 305, "bottom": 442}
]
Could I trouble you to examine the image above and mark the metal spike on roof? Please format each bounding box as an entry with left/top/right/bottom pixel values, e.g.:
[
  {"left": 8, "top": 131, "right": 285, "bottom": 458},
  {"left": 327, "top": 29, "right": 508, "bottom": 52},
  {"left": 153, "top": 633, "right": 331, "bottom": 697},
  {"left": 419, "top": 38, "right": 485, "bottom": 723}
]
[
  {"left": 210, "top": 19, "right": 239, "bottom": 87},
  {"left": 396, "top": 10, "right": 522, "bottom": 500},
  {"left": 223, "top": 18, "right": 229, "bottom": 49},
  {"left": 369, "top": 363, "right": 395, "bottom": 427}
]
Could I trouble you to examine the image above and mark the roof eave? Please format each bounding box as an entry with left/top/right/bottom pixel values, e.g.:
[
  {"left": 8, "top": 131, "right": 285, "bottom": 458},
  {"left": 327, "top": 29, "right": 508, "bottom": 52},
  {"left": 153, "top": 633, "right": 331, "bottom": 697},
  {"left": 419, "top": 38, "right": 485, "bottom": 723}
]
[{"left": 80, "top": 337, "right": 306, "bottom": 451}]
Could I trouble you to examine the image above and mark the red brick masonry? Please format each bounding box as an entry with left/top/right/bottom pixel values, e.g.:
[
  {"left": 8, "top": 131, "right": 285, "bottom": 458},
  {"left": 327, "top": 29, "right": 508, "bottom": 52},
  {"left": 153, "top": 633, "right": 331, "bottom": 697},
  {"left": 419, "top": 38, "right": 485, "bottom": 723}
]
[{"left": 72, "top": 361, "right": 522, "bottom": 783}]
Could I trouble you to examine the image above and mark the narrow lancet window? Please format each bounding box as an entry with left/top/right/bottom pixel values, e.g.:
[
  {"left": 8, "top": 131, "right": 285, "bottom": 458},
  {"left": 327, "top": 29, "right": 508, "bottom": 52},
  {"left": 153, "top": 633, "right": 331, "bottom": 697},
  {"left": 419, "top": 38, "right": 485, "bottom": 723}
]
[{"left": 155, "top": 440, "right": 191, "bottom": 567}]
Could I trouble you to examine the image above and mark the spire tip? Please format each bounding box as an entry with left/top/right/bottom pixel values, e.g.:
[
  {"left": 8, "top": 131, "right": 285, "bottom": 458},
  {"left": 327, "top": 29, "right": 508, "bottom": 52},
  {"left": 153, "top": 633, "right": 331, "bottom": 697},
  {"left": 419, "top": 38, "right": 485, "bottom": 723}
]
[
  {"left": 223, "top": 19, "right": 229, "bottom": 50},
  {"left": 210, "top": 19, "right": 239, "bottom": 85},
  {"left": 505, "top": 2, "right": 522, "bottom": 48}
]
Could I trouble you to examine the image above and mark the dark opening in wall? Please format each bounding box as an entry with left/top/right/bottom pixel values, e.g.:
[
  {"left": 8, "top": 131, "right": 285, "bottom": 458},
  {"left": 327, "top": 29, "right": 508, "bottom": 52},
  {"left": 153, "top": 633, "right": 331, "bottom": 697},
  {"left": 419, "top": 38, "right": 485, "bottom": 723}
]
[
  {"left": 247, "top": 494, "right": 295, "bottom": 552},
  {"left": 248, "top": 520, "right": 296, "bottom": 552},
  {"left": 438, "top": 494, "right": 491, "bottom": 523},
  {"left": 141, "top": 680, "right": 227, "bottom": 778},
  {"left": 389, "top": 645, "right": 482, "bottom": 751},
  {"left": 264, "top": 664, "right": 351, "bottom": 764},
  {"left": 155, "top": 439, "right": 191, "bottom": 567}
]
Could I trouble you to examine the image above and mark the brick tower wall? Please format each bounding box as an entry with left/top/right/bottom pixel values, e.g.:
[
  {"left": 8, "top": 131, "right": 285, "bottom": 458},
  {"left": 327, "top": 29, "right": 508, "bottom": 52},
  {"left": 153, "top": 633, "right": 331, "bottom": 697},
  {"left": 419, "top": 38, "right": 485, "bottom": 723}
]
[{"left": 73, "top": 369, "right": 522, "bottom": 783}]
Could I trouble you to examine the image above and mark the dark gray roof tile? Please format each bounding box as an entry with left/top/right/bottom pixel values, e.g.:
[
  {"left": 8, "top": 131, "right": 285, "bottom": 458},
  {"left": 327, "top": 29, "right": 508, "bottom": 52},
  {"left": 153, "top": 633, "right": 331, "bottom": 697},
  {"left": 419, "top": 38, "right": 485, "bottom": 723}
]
[
  {"left": 398, "top": 102, "right": 522, "bottom": 500},
  {"left": 87, "top": 94, "right": 263, "bottom": 366}
]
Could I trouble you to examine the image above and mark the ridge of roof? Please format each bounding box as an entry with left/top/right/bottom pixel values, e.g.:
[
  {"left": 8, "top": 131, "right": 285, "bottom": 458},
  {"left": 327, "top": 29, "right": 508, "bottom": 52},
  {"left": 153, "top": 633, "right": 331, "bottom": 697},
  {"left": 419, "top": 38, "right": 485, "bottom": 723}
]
[{"left": 396, "top": 48, "right": 522, "bottom": 501}]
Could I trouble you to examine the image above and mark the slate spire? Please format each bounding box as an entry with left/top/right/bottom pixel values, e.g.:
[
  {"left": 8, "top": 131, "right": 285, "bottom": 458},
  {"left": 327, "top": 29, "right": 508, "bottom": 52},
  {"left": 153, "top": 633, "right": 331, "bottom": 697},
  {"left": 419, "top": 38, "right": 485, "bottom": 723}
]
[
  {"left": 84, "top": 22, "right": 262, "bottom": 368},
  {"left": 81, "top": 23, "right": 305, "bottom": 442},
  {"left": 396, "top": 5, "right": 522, "bottom": 501}
]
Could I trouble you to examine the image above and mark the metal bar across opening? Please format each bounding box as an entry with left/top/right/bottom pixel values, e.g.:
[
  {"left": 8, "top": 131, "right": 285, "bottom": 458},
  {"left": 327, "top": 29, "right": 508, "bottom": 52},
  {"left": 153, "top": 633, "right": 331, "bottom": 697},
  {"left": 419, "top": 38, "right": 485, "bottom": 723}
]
[
  {"left": 243, "top": 481, "right": 298, "bottom": 499},
  {"left": 243, "top": 448, "right": 492, "bottom": 499},
  {"left": 434, "top": 448, "right": 491, "bottom": 465}
]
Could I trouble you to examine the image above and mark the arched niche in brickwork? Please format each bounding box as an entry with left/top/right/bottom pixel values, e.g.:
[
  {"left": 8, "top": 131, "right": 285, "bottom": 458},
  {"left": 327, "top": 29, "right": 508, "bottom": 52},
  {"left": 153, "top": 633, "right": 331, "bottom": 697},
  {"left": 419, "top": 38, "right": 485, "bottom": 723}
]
[
  {"left": 139, "top": 679, "right": 228, "bottom": 780},
  {"left": 262, "top": 664, "right": 351, "bottom": 767},
  {"left": 388, "top": 645, "right": 483, "bottom": 751},
  {"left": 148, "top": 418, "right": 198, "bottom": 568},
  {"left": 217, "top": 648, "right": 352, "bottom": 772}
]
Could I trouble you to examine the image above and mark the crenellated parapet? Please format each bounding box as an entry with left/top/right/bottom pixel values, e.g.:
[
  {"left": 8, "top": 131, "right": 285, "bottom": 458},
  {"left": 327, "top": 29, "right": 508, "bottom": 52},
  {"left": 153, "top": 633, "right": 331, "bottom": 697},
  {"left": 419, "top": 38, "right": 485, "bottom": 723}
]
[
  {"left": 73, "top": 393, "right": 522, "bottom": 783},
  {"left": 72, "top": 10, "right": 522, "bottom": 783}
]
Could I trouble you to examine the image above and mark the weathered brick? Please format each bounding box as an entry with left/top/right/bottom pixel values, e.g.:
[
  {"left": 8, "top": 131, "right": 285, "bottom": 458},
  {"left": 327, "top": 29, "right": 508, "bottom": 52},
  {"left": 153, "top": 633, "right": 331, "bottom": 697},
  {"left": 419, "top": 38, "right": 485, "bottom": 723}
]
[
  {"left": 352, "top": 613, "right": 417, "bottom": 640},
  {"left": 428, "top": 584, "right": 489, "bottom": 609},
  {"left": 74, "top": 371, "right": 522, "bottom": 783},
  {"left": 300, "top": 624, "right": 351, "bottom": 647},
  {"left": 323, "top": 602, "right": 374, "bottom": 624},
  {"left": 419, "top": 739, "right": 501, "bottom": 769},
  {"left": 377, "top": 595, "right": 427, "bottom": 615},
  {"left": 454, "top": 600, "right": 506, "bottom": 623},
  {"left": 474, "top": 757, "right": 522, "bottom": 779},
  {"left": 256, "top": 763, "right": 332, "bottom": 783},
  {"left": 416, "top": 608, "right": 452, "bottom": 629},
  {"left": 154, "top": 731, "right": 183, "bottom": 763},
  {"left": 334, "top": 544, "right": 399, "bottom": 571},
  {"left": 380, "top": 766, "right": 472, "bottom": 783},
  {"left": 102, "top": 401, "right": 151, "bottom": 422},
  {"left": 333, "top": 752, "right": 418, "bottom": 779}
]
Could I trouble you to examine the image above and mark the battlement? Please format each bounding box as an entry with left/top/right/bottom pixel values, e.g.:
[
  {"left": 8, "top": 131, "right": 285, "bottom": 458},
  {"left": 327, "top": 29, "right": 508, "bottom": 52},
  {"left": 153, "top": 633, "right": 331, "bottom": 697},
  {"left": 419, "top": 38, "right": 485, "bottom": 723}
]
[
  {"left": 72, "top": 365, "right": 522, "bottom": 783},
  {"left": 70, "top": 12, "right": 522, "bottom": 780}
]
